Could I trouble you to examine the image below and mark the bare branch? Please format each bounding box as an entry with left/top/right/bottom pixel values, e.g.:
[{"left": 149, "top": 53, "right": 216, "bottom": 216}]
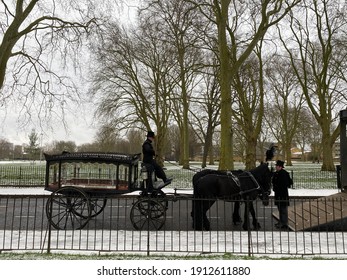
[{"left": 0, "top": 0, "right": 100, "bottom": 134}]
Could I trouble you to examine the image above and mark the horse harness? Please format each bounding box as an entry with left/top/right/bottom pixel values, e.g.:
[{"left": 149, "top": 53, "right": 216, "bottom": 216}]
[
  {"left": 238, "top": 171, "right": 262, "bottom": 196},
  {"left": 226, "top": 171, "right": 241, "bottom": 188},
  {"left": 217, "top": 170, "right": 260, "bottom": 196}
]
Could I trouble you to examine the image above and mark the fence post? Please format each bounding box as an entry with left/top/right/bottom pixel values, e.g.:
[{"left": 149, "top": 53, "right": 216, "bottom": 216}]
[
  {"left": 46, "top": 196, "right": 52, "bottom": 254},
  {"left": 246, "top": 197, "right": 252, "bottom": 257},
  {"left": 336, "top": 165, "right": 341, "bottom": 189},
  {"left": 147, "top": 198, "right": 150, "bottom": 256}
]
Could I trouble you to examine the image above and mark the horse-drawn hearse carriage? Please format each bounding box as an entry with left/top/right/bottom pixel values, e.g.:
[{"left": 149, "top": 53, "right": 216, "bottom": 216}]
[
  {"left": 44, "top": 151, "right": 171, "bottom": 230},
  {"left": 44, "top": 146, "right": 274, "bottom": 232}
]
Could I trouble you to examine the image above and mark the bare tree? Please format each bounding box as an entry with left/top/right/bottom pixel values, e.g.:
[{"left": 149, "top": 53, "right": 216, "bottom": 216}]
[
  {"left": 0, "top": 137, "right": 13, "bottom": 159},
  {"left": 231, "top": 46, "right": 266, "bottom": 170},
  {"left": 140, "top": 0, "right": 205, "bottom": 169},
  {"left": 279, "top": 0, "right": 347, "bottom": 170},
  {"left": 126, "top": 129, "right": 143, "bottom": 154},
  {"left": 190, "top": 0, "right": 302, "bottom": 170},
  {"left": 45, "top": 140, "right": 77, "bottom": 154},
  {"left": 90, "top": 20, "right": 176, "bottom": 166},
  {"left": 190, "top": 63, "right": 221, "bottom": 168},
  {"left": 294, "top": 107, "right": 320, "bottom": 161},
  {"left": 265, "top": 54, "right": 305, "bottom": 166},
  {"left": 93, "top": 124, "right": 121, "bottom": 152},
  {"left": 27, "top": 128, "right": 39, "bottom": 159},
  {"left": 0, "top": 0, "right": 98, "bottom": 130},
  {"left": 164, "top": 124, "right": 181, "bottom": 161}
]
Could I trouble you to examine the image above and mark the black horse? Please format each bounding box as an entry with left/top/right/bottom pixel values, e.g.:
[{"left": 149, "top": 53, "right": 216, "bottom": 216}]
[
  {"left": 191, "top": 169, "right": 243, "bottom": 229},
  {"left": 191, "top": 163, "right": 272, "bottom": 231}
]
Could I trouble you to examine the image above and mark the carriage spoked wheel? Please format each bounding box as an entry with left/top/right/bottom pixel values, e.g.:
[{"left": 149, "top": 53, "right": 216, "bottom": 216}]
[
  {"left": 74, "top": 197, "right": 107, "bottom": 219},
  {"left": 88, "top": 198, "right": 107, "bottom": 218},
  {"left": 46, "top": 186, "right": 91, "bottom": 230},
  {"left": 151, "top": 189, "right": 168, "bottom": 210},
  {"left": 130, "top": 198, "right": 166, "bottom": 230}
]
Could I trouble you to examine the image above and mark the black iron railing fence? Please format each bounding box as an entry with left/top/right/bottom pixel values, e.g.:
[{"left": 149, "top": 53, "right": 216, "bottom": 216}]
[
  {"left": 1, "top": 194, "right": 346, "bottom": 256},
  {"left": 0, "top": 164, "right": 340, "bottom": 189},
  {"left": 0, "top": 165, "right": 46, "bottom": 186}
]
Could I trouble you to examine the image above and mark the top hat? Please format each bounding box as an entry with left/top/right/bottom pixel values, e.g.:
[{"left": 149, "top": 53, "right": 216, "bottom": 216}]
[
  {"left": 275, "top": 160, "right": 285, "bottom": 167},
  {"left": 146, "top": 131, "right": 155, "bottom": 138}
]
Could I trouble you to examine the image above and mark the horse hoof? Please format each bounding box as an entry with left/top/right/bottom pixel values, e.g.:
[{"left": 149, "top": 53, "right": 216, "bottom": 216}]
[
  {"left": 193, "top": 226, "right": 203, "bottom": 231},
  {"left": 203, "top": 223, "right": 211, "bottom": 231},
  {"left": 233, "top": 220, "right": 242, "bottom": 225},
  {"left": 192, "top": 223, "right": 204, "bottom": 231},
  {"left": 253, "top": 223, "right": 261, "bottom": 230}
]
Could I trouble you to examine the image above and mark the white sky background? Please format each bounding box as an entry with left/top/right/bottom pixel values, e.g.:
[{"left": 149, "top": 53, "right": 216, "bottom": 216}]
[{"left": 0, "top": 1, "right": 138, "bottom": 147}]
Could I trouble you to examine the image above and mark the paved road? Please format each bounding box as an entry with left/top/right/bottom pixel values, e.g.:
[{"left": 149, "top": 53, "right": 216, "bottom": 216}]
[
  {"left": 0, "top": 194, "right": 301, "bottom": 231},
  {"left": 0, "top": 187, "right": 342, "bottom": 231}
]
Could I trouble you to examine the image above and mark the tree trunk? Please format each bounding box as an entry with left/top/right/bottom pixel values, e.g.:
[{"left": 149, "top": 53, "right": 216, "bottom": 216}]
[
  {"left": 216, "top": 0, "right": 234, "bottom": 171},
  {"left": 208, "top": 140, "right": 215, "bottom": 165},
  {"left": 178, "top": 130, "right": 184, "bottom": 165},
  {"left": 245, "top": 136, "right": 257, "bottom": 170},
  {"left": 321, "top": 133, "right": 335, "bottom": 171},
  {"left": 0, "top": 20, "right": 21, "bottom": 90},
  {"left": 182, "top": 106, "right": 190, "bottom": 169},
  {"left": 201, "top": 124, "right": 213, "bottom": 168},
  {"left": 286, "top": 146, "right": 293, "bottom": 166},
  {"left": 155, "top": 129, "right": 166, "bottom": 168}
]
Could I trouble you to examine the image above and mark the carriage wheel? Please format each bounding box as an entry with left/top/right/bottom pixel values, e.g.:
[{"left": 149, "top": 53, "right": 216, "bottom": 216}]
[
  {"left": 46, "top": 186, "right": 91, "bottom": 230},
  {"left": 130, "top": 198, "right": 166, "bottom": 230},
  {"left": 151, "top": 189, "right": 168, "bottom": 210},
  {"left": 89, "top": 198, "right": 107, "bottom": 218},
  {"left": 73, "top": 197, "right": 107, "bottom": 218}
]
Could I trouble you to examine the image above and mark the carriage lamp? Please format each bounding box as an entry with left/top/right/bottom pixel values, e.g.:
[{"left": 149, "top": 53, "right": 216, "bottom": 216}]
[{"left": 141, "top": 165, "right": 148, "bottom": 180}]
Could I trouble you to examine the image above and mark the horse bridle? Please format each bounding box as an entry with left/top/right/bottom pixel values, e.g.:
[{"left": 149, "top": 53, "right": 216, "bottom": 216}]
[
  {"left": 238, "top": 170, "right": 271, "bottom": 198},
  {"left": 248, "top": 170, "right": 271, "bottom": 197}
]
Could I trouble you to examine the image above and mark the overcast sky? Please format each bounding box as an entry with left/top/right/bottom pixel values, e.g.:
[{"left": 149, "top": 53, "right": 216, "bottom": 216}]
[{"left": 0, "top": 102, "right": 98, "bottom": 146}]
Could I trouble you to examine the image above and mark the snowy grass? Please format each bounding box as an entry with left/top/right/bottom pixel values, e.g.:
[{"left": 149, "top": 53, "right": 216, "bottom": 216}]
[
  {"left": 164, "top": 161, "right": 339, "bottom": 190},
  {"left": 1, "top": 252, "right": 346, "bottom": 260},
  {"left": 0, "top": 160, "right": 340, "bottom": 189}
]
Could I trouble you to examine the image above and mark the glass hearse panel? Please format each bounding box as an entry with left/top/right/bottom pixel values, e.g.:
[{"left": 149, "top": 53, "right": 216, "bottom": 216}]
[{"left": 44, "top": 152, "right": 141, "bottom": 194}]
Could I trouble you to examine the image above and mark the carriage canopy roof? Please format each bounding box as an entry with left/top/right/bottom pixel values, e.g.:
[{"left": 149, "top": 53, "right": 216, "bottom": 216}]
[{"left": 44, "top": 152, "right": 141, "bottom": 165}]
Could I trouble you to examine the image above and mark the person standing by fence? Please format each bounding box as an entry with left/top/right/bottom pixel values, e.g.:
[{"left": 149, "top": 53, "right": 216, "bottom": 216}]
[{"left": 272, "top": 160, "right": 293, "bottom": 230}]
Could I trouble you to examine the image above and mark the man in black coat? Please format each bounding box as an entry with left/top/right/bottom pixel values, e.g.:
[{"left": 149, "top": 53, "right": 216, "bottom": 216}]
[
  {"left": 272, "top": 160, "right": 293, "bottom": 229},
  {"left": 142, "top": 131, "right": 170, "bottom": 183}
]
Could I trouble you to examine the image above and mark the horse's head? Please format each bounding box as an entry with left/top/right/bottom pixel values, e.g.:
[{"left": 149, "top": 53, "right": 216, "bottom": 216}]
[{"left": 250, "top": 163, "right": 272, "bottom": 206}]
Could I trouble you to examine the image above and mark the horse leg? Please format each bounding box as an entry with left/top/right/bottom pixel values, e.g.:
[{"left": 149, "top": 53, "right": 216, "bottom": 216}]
[
  {"left": 249, "top": 202, "right": 261, "bottom": 230},
  {"left": 202, "top": 200, "right": 215, "bottom": 231},
  {"left": 242, "top": 199, "right": 260, "bottom": 230},
  {"left": 192, "top": 198, "right": 204, "bottom": 230},
  {"left": 242, "top": 201, "right": 261, "bottom": 230},
  {"left": 242, "top": 200, "right": 250, "bottom": 230},
  {"left": 192, "top": 198, "right": 213, "bottom": 230},
  {"left": 202, "top": 203, "right": 210, "bottom": 231},
  {"left": 232, "top": 201, "right": 242, "bottom": 225}
]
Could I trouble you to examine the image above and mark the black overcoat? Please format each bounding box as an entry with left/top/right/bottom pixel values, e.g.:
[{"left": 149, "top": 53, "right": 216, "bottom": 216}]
[
  {"left": 272, "top": 169, "right": 293, "bottom": 206},
  {"left": 142, "top": 139, "right": 155, "bottom": 164}
]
